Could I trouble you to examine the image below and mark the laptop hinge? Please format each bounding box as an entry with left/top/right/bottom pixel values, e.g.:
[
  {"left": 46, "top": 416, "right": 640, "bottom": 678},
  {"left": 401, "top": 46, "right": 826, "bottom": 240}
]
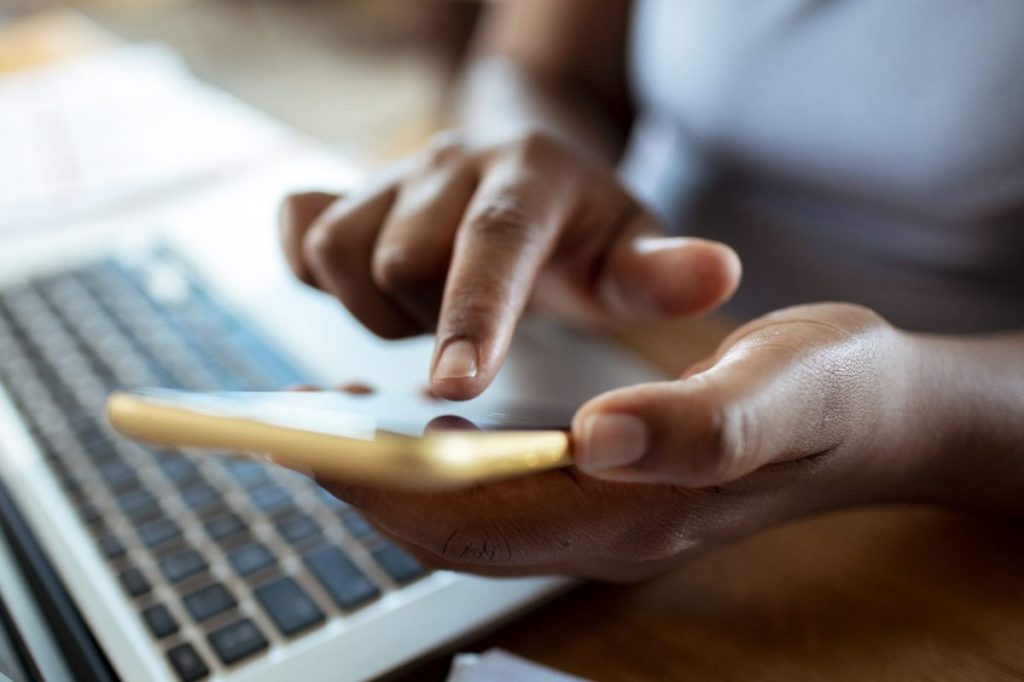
[{"left": 0, "top": 476, "right": 118, "bottom": 682}]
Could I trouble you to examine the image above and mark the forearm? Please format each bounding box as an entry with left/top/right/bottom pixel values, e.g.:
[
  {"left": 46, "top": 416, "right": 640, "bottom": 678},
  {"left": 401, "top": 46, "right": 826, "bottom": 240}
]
[
  {"left": 455, "top": 57, "right": 630, "bottom": 163},
  {"left": 451, "top": 0, "right": 634, "bottom": 164},
  {"left": 903, "top": 331, "right": 1024, "bottom": 512}
]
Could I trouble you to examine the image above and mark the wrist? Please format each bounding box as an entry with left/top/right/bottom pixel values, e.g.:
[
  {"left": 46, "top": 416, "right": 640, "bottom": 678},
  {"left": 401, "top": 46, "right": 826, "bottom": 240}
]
[{"left": 894, "top": 332, "right": 1024, "bottom": 511}]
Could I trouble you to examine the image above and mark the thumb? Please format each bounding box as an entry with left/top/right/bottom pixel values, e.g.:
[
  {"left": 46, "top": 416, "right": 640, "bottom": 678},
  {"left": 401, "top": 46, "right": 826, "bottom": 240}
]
[
  {"left": 597, "top": 210, "right": 742, "bottom": 319},
  {"left": 571, "top": 346, "right": 848, "bottom": 487}
]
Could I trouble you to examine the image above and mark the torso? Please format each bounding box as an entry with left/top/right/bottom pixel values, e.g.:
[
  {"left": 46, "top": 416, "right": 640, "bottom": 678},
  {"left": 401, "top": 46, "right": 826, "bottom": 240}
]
[{"left": 622, "top": 0, "right": 1024, "bottom": 332}]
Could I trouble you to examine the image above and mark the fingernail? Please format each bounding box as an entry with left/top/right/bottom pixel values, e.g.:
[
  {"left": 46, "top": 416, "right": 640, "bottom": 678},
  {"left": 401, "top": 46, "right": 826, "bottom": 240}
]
[
  {"left": 434, "top": 339, "right": 478, "bottom": 381},
  {"left": 577, "top": 413, "right": 648, "bottom": 472}
]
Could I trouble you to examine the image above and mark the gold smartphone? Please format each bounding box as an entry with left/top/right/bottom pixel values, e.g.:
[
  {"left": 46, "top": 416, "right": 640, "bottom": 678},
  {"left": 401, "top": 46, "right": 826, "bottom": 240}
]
[{"left": 106, "top": 389, "right": 574, "bottom": 491}]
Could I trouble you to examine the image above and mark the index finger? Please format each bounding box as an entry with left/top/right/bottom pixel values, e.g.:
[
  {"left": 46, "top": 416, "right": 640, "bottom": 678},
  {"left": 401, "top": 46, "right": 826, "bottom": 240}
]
[{"left": 429, "top": 159, "right": 571, "bottom": 399}]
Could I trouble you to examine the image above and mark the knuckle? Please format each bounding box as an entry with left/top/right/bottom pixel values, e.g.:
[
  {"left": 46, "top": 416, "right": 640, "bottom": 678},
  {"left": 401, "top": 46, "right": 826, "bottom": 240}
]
[
  {"left": 511, "top": 129, "right": 560, "bottom": 162},
  {"left": 281, "top": 192, "right": 338, "bottom": 234},
  {"left": 371, "top": 246, "right": 437, "bottom": 294},
  {"left": 692, "top": 401, "right": 754, "bottom": 486},
  {"left": 468, "top": 197, "right": 540, "bottom": 244},
  {"left": 423, "top": 130, "right": 466, "bottom": 167},
  {"left": 433, "top": 524, "right": 515, "bottom": 566},
  {"left": 301, "top": 221, "right": 353, "bottom": 267}
]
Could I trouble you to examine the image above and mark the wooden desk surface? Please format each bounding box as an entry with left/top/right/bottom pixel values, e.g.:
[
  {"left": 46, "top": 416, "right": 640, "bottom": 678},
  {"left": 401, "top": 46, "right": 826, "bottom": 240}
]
[{"left": 403, "top": 318, "right": 1024, "bottom": 681}]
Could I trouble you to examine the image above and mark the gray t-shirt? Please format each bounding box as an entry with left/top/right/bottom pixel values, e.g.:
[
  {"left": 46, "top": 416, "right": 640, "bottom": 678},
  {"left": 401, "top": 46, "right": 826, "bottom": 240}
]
[{"left": 621, "top": 0, "right": 1024, "bottom": 332}]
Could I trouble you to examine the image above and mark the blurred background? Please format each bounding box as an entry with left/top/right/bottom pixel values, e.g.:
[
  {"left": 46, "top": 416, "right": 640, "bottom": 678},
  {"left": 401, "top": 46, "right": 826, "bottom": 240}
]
[{"left": 1, "top": 0, "right": 484, "bottom": 165}]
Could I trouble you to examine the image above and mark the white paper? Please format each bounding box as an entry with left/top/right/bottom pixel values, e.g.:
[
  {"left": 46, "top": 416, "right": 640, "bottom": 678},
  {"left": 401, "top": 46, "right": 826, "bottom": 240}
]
[
  {"left": 448, "top": 649, "right": 591, "bottom": 682},
  {"left": 0, "top": 45, "right": 298, "bottom": 234}
]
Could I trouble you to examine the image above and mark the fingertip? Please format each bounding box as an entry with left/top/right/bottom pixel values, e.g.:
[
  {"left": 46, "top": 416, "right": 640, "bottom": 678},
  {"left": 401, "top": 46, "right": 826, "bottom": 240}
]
[
  {"left": 603, "top": 237, "right": 743, "bottom": 318},
  {"left": 643, "top": 237, "right": 742, "bottom": 316},
  {"left": 571, "top": 411, "right": 648, "bottom": 476},
  {"left": 572, "top": 382, "right": 703, "bottom": 484},
  {"left": 700, "top": 240, "right": 743, "bottom": 309},
  {"left": 428, "top": 377, "right": 484, "bottom": 401},
  {"left": 571, "top": 384, "right": 660, "bottom": 476},
  {"left": 430, "top": 337, "right": 487, "bottom": 401}
]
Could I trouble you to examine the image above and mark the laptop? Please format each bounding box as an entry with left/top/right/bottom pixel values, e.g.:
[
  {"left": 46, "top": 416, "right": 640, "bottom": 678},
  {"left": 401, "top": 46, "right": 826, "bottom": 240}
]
[{"left": 0, "top": 150, "right": 662, "bottom": 682}]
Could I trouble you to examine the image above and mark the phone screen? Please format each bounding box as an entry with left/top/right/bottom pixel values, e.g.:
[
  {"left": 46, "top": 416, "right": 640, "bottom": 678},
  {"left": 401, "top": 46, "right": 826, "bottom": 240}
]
[{"left": 123, "top": 388, "right": 575, "bottom": 440}]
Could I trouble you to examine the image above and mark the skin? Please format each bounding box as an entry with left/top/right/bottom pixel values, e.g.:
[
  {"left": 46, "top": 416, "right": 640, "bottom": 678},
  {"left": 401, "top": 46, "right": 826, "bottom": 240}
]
[{"left": 280, "top": 0, "right": 1024, "bottom": 580}]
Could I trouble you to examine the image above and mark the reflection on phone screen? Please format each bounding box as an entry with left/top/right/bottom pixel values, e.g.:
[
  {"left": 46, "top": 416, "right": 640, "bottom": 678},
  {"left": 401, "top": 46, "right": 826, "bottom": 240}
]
[{"left": 125, "top": 389, "right": 575, "bottom": 440}]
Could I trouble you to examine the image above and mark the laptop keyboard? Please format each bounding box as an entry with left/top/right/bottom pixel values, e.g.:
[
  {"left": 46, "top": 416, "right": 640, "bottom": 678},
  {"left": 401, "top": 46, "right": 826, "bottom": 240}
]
[{"left": 0, "top": 252, "right": 427, "bottom": 680}]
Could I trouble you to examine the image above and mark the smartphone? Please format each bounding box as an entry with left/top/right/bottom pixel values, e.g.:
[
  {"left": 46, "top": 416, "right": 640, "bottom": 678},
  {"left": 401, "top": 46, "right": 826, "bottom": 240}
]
[{"left": 105, "top": 388, "right": 575, "bottom": 491}]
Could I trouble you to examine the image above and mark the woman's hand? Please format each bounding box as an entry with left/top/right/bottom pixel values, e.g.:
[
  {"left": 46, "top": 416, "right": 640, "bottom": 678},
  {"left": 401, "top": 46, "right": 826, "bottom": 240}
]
[
  {"left": 280, "top": 130, "right": 740, "bottom": 400},
  {"left": 318, "top": 303, "right": 949, "bottom": 581}
]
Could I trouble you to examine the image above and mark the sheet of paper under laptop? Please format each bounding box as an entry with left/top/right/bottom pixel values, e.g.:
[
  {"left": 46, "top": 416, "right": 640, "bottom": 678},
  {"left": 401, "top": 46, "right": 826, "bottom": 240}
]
[
  {"left": 448, "top": 649, "right": 591, "bottom": 682},
  {"left": 0, "top": 44, "right": 298, "bottom": 235}
]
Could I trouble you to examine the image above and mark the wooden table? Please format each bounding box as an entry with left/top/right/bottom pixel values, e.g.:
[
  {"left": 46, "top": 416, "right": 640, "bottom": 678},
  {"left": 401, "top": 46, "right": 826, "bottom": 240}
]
[{"left": 401, "top": 317, "right": 1024, "bottom": 681}]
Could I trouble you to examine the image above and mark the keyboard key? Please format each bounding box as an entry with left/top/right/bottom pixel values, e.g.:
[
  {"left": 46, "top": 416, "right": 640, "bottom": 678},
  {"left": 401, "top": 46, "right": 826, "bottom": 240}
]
[
  {"left": 249, "top": 484, "right": 293, "bottom": 517},
  {"left": 213, "top": 322, "right": 307, "bottom": 389},
  {"left": 166, "top": 643, "right": 209, "bottom": 682},
  {"left": 97, "top": 532, "right": 126, "bottom": 559},
  {"left": 276, "top": 514, "right": 321, "bottom": 545},
  {"left": 142, "top": 603, "right": 179, "bottom": 638},
  {"left": 182, "top": 482, "right": 220, "bottom": 512},
  {"left": 341, "top": 512, "right": 375, "bottom": 540},
  {"left": 372, "top": 543, "right": 426, "bottom": 584},
  {"left": 158, "top": 456, "right": 200, "bottom": 487},
  {"left": 204, "top": 512, "right": 246, "bottom": 542},
  {"left": 119, "top": 567, "right": 151, "bottom": 597},
  {"left": 224, "top": 460, "right": 270, "bottom": 489},
  {"left": 99, "top": 461, "right": 138, "bottom": 492},
  {"left": 183, "top": 583, "right": 236, "bottom": 623},
  {"left": 77, "top": 501, "right": 103, "bottom": 525},
  {"left": 80, "top": 435, "right": 120, "bottom": 465},
  {"left": 3, "top": 257, "right": 339, "bottom": 673},
  {"left": 57, "top": 469, "right": 86, "bottom": 496},
  {"left": 254, "top": 576, "right": 325, "bottom": 636},
  {"left": 304, "top": 546, "right": 379, "bottom": 609},
  {"left": 117, "top": 488, "right": 161, "bottom": 521},
  {"left": 206, "top": 618, "right": 268, "bottom": 665},
  {"left": 159, "top": 549, "right": 208, "bottom": 584},
  {"left": 228, "top": 542, "right": 275, "bottom": 577},
  {"left": 138, "top": 518, "right": 182, "bottom": 548}
]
